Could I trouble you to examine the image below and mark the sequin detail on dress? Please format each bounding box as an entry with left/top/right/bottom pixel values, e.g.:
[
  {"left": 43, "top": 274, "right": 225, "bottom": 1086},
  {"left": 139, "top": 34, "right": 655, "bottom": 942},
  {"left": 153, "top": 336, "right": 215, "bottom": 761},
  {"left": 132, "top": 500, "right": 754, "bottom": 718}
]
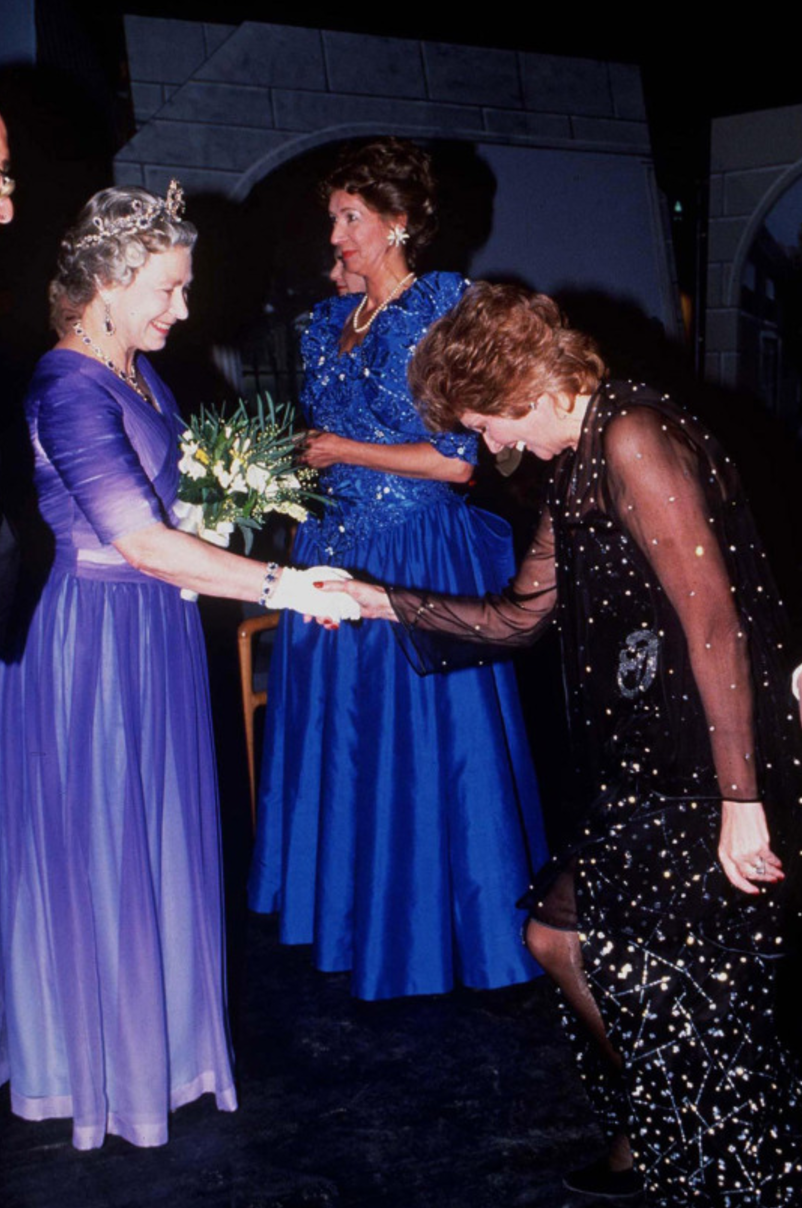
[
  {"left": 248, "top": 273, "right": 548, "bottom": 1000},
  {"left": 388, "top": 380, "right": 802, "bottom": 1204},
  {"left": 299, "top": 273, "right": 475, "bottom": 558}
]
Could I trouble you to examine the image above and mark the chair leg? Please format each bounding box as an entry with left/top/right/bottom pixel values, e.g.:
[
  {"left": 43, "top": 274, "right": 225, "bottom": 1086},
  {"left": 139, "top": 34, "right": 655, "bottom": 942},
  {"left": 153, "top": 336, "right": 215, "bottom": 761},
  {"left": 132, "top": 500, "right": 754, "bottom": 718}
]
[{"left": 237, "top": 614, "right": 277, "bottom": 833}]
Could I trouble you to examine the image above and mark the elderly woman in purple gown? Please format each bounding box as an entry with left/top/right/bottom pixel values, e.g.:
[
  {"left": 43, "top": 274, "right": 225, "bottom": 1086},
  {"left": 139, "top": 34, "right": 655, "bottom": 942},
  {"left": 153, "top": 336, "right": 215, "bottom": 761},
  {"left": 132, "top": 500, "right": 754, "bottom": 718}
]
[{"left": 0, "top": 182, "right": 352, "bottom": 1149}]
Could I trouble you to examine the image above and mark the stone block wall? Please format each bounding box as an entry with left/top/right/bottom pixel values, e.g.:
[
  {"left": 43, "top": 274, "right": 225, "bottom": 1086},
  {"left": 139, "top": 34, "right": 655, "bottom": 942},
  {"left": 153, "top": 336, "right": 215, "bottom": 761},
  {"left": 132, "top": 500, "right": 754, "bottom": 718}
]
[{"left": 116, "top": 18, "right": 650, "bottom": 201}]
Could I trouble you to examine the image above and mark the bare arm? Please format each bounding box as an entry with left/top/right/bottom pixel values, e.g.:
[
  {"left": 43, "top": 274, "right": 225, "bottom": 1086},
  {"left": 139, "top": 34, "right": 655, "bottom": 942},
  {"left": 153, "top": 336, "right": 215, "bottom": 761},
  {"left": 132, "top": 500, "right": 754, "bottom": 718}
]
[
  {"left": 301, "top": 431, "right": 473, "bottom": 483},
  {"left": 115, "top": 522, "right": 360, "bottom": 624},
  {"left": 115, "top": 521, "right": 269, "bottom": 600},
  {"left": 36, "top": 378, "right": 352, "bottom": 614}
]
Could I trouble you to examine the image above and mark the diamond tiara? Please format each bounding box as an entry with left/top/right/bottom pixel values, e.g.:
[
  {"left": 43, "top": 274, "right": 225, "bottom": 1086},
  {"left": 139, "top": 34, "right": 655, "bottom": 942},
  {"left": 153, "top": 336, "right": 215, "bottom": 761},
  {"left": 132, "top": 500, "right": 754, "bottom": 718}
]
[{"left": 73, "top": 179, "right": 185, "bottom": 251}]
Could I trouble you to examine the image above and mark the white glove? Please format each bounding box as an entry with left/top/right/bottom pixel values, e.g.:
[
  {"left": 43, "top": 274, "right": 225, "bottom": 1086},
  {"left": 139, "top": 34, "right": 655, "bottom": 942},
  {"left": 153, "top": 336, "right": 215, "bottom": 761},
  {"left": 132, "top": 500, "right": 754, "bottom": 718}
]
[{"left": 269, "top": 565, "right": 361, "bottom": 622}]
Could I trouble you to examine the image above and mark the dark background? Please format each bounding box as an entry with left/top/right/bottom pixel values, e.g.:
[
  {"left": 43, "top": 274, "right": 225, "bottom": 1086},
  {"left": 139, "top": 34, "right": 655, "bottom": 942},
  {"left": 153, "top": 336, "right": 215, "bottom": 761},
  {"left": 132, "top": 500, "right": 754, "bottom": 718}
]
[
  {"left": 2, "top": 13, "right": 802, "bottom": 1208},
  {"left": 3, "top": 8, "right": 802, "bottom": 830}
]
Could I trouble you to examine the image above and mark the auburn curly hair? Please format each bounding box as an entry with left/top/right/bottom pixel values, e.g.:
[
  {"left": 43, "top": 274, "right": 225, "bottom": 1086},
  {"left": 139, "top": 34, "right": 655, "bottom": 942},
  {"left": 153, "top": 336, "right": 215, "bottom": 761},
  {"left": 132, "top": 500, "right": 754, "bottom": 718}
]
[{"left": 408, "top": 283, "right": 607, "bottom": 431}]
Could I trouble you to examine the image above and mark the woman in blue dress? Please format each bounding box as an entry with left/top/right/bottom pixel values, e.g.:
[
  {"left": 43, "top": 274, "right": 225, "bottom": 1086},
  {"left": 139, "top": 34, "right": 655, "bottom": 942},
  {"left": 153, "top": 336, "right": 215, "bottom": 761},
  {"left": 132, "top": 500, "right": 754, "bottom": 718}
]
[{"left": 248, "top": 138, "right": 548, "bottom": 1000}]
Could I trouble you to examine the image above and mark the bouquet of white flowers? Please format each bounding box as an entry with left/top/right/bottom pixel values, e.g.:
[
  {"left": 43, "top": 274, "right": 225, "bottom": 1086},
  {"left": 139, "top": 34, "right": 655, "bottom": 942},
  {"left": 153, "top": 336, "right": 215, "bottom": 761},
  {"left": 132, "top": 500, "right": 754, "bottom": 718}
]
[{"left": 176, "top": 395, "right": 320, "bottom": 555}]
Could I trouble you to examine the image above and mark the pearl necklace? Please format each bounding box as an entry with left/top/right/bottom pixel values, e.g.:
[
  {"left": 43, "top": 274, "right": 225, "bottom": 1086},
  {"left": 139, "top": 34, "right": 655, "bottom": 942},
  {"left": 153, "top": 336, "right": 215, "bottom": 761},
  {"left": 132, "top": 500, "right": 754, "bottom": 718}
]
[
  {"left": 72, "top": 321, "right": 149, "bottom": 401},
  {"left": 351, "top": 272, "right": 416, "bottom": 335}
]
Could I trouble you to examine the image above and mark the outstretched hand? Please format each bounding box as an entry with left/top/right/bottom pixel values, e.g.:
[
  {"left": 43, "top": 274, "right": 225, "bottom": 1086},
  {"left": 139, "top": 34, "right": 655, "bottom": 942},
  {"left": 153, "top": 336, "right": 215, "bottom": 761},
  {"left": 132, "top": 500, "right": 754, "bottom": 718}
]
[
  {"left": 313, "top": 578, "right": 396, "bottom": 622},
  {"left": 270, "top": 566, "right": 361, "bottom": 623},
  {"left": 718, "top": 800, "right": 784, "bottom": 895}
]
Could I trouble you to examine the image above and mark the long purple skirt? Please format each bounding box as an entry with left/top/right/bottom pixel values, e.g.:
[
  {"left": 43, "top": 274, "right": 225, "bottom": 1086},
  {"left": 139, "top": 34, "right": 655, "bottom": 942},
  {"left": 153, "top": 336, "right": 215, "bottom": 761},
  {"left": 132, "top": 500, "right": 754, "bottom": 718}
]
[{"left": 0, "top": 570, "right": 236, "bottom": 1148}]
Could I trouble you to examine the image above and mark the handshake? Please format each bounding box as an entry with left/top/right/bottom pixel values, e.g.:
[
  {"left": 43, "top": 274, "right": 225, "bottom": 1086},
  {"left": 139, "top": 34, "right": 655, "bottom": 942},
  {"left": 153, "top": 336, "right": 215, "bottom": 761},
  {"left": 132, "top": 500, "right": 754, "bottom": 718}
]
[{"left": 267, "top": 565, "right": 361, "bottom": 624}]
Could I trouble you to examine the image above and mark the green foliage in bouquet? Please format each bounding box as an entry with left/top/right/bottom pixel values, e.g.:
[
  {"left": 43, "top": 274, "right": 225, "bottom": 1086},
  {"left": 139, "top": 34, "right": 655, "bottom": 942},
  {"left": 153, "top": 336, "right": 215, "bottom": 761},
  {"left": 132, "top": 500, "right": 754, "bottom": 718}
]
[{"left": 177, "top": 395, "right": 323, "bottom": 554}]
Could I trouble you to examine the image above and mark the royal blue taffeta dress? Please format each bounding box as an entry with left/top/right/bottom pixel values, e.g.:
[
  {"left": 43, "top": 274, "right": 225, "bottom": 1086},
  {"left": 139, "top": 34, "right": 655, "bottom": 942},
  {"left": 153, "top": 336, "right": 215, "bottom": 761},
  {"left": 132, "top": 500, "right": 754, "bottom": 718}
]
[{"left": 248, "top": 272, "right": 548, "bottom": 1000}]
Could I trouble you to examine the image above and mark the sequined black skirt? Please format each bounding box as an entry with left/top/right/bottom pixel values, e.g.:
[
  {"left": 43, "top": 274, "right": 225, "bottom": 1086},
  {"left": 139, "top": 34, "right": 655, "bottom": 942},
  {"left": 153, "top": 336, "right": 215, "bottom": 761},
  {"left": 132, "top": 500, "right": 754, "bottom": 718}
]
[{"left": 520, "top": 786, "right": 802, "bottom": 1207}]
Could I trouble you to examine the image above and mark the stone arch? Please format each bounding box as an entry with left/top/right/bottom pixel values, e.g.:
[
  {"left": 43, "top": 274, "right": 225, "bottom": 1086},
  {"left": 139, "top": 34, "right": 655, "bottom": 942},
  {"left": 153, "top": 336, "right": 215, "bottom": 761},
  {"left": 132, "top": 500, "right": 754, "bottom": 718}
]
[
  {"left": 114, "top": 18, "right": 673, "bottom": 393},
  {"left": 705, "top": 103, "right": 802, "bottom": 386},
  {"left": 725, "top": 157, "right": 802, "bottom": 309},
  {"left": 116, "top": 16, "right": 652, "bottom": 203},
  {"left": 231, "top": 123, "right": 469, "bottom": 203}
]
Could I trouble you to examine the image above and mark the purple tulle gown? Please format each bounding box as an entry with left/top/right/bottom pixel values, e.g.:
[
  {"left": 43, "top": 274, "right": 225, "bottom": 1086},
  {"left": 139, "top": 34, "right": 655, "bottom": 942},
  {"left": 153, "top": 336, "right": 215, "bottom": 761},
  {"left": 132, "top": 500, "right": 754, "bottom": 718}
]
[{"left": 0, "top": 350, "right": 236, "bottom": 1149}]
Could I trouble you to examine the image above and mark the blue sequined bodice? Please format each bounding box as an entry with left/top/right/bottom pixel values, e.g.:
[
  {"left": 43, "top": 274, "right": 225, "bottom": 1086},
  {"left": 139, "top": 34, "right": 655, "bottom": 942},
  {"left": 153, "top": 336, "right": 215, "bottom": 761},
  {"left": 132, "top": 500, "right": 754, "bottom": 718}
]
[{"left": 300, "top": 272, "right": 477, "bottom": 558}]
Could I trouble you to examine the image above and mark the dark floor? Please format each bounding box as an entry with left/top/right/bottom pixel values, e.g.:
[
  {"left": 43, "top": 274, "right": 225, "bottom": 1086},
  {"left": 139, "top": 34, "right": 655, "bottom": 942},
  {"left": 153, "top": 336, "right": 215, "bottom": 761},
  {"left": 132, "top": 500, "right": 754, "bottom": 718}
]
[
  {"left": 0, "top": 911, "right": 646, "bottom": 1208},
  {"left": 0, "top": 598, "right": 639, "bottom": 1208}
]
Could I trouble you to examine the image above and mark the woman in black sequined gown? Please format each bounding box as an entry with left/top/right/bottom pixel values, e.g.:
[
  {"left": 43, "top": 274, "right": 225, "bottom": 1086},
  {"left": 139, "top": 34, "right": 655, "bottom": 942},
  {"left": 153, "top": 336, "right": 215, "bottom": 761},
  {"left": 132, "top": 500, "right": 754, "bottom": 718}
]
[{"left": 323, "top": 285, "right": 802, "bottom": 1207}]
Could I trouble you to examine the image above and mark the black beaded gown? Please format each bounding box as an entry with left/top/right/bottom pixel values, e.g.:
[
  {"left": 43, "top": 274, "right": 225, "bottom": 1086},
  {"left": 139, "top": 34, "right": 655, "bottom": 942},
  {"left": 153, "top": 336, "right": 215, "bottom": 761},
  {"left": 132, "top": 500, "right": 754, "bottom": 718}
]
[{"left": 390, "top": 381, "right": 802, "bottom": 1207}]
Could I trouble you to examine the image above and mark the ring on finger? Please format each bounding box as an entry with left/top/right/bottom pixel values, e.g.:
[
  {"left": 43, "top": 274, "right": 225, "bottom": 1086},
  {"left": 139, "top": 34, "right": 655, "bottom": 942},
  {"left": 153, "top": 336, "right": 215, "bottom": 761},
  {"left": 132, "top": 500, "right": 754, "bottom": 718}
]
[{"left": 749, "top": 858, "right": 767, "bottom": 877}]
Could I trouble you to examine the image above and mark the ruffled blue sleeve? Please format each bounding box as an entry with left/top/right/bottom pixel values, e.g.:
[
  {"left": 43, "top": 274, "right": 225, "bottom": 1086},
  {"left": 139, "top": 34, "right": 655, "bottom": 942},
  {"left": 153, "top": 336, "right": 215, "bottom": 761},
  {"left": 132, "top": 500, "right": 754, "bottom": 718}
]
[
  {"left": 367, "top": 272, "right": 477, "bottom": 461},
  {"left": 299, "top": 275, "right": 478, "bottom": 464},
  {"left": 36, "top": 369, "right": 164, "bottom": 545}
]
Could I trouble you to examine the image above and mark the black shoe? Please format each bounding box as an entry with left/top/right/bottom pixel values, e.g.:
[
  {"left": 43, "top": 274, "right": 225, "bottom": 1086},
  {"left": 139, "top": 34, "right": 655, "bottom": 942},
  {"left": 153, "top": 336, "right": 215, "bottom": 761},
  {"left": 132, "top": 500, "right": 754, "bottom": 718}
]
[{"left": 563, "top": 1158, "right": 644, "bottom": 1200}]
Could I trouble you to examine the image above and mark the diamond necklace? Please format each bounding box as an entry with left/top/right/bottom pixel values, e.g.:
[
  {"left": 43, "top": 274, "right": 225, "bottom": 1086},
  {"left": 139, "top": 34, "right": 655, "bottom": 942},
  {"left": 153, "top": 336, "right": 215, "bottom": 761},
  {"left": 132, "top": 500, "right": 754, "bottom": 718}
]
[{"left": 72, "top": 321, "right": 149, "bottom": 401}]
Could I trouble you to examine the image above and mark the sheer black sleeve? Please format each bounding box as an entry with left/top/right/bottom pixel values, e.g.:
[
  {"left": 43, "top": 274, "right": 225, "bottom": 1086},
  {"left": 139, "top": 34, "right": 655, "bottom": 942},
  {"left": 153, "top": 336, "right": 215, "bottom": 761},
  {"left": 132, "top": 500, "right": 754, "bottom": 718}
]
[
  {"left": 602, "top": 407, "right": 758, "bottom": 802},
  {"left": 387, "top": 506, "right": 558, "bottom": 674}
]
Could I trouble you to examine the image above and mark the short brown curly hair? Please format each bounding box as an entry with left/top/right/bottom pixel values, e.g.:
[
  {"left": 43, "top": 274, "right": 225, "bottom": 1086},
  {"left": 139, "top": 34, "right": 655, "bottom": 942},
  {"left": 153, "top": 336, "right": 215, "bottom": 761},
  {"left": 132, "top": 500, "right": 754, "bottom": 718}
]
[
  {"left": 408, "top": 283, "right": 607, "bottom": 431},
  {"left": 321, "top": 137, "right": 437, "bottom": 267}
]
